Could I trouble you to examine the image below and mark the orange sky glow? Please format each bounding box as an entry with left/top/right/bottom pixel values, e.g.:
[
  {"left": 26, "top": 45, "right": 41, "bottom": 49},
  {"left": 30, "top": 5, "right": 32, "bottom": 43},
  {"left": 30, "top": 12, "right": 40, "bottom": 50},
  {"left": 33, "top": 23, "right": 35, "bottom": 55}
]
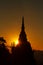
[{"left": 0, "top": 0, "right": 43, "bottom": 50}]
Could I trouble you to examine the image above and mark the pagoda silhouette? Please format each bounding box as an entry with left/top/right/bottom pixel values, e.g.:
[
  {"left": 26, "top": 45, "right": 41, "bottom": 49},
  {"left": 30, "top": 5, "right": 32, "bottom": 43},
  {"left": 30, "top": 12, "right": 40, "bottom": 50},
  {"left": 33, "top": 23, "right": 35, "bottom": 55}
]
[
  {"left": 18, "top": 16, "right": 33, "bottom": 51},
  {"left": 11, "top": 16, "right": 36, "bottom": 65}
]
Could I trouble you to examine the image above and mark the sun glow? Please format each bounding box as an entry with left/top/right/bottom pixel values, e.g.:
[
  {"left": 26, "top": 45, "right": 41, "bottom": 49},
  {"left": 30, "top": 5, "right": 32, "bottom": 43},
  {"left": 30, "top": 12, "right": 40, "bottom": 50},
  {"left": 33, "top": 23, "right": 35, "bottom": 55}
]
[
  {"left": 12, "top": 40, "right": 19, "bottom": 47},
  {"left": 15, "top": 40, "right": 19, "bottom": 46}
]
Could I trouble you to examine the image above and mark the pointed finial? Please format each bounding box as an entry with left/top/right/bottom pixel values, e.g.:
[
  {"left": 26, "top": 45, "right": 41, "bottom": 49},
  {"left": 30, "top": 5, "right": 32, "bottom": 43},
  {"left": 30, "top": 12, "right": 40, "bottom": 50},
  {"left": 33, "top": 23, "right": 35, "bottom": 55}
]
[
  {"left": 22, "top": 16, "right": 25, "bottom": 31},
  {"left": 22, "top": 16, "right": 24, "bottom": 24}
]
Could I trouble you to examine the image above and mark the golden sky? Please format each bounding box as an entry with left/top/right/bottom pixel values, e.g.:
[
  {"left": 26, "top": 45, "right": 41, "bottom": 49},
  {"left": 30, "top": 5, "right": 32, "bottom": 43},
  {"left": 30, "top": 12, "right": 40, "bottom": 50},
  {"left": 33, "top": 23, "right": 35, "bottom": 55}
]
[{"left": 0, "top": 0, "right": 43, "bottom": 50}]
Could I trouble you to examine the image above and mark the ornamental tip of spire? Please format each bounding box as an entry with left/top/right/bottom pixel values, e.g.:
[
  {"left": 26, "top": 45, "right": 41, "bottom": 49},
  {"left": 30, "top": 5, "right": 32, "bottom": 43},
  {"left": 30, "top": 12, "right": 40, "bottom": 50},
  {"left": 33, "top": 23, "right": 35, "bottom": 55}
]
[
  {"left": 22, "top": 16, "right": 24, "bottom": 23},
  {"left": 22, "top": 16, "right": 25, "bottom": 31}
]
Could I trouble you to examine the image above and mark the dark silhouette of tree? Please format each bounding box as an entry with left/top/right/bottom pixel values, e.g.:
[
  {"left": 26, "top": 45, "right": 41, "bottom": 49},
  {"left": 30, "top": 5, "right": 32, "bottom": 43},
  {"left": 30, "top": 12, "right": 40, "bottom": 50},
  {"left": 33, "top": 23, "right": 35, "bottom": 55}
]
[
  {"left": 0, "top": 37, "right": 6, "bottom": 44},
  {"left": 0, "top": 37, "right": 11, "bottom": 65}
]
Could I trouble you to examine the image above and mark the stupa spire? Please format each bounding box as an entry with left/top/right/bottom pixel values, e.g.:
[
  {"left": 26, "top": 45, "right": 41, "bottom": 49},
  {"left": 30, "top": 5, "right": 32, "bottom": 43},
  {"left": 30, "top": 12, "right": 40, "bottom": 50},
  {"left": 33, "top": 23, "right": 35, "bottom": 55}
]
[{"left": 19, "top": 16, "right": 27, "bottom": 43}]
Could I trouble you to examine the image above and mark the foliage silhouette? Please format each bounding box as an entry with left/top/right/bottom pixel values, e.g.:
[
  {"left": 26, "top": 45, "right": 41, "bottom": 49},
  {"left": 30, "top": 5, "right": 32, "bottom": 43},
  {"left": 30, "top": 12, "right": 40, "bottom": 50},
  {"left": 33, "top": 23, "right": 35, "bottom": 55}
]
[{"left": 0, "top": 37, "right": 11, "bottom": 65}]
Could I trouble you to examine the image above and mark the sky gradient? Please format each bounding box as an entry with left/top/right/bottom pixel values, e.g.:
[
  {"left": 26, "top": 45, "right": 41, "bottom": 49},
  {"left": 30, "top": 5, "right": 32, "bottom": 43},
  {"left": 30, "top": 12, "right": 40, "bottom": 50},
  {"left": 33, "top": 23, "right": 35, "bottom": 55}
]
[{"left": 0, "top": 0, "right": 43, "bottom": 50}]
